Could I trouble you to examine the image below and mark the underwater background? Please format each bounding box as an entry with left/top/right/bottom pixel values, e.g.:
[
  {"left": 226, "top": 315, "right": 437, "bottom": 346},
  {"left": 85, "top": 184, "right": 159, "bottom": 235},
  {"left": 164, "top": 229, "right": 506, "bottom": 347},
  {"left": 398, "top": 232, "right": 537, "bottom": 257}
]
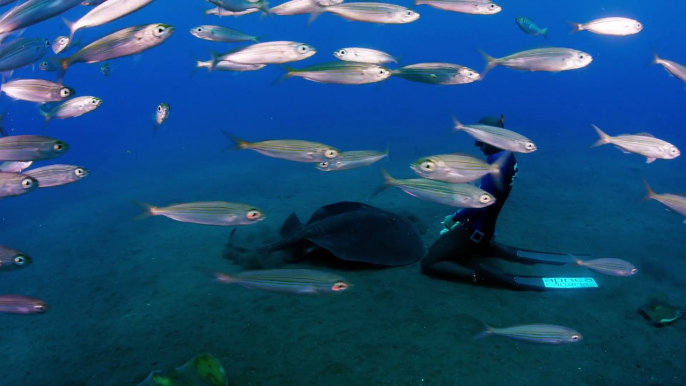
[{"left": 1, "top": 0, "right": 686, "bottom": 385}]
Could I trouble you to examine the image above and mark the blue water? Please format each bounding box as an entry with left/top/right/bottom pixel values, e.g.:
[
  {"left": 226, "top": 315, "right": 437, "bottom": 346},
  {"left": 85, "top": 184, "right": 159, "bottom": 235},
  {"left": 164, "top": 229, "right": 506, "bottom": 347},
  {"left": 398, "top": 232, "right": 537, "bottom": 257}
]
[{"left": 2, "top": 0, "right": 686, "bottom": 385}]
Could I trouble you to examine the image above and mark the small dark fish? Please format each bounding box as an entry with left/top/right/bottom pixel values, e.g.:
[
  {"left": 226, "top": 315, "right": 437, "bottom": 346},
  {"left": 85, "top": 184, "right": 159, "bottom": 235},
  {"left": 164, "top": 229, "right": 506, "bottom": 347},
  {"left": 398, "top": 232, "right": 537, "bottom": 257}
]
[
  {"left": 0, "top": 171, "right": 37, "bottom": 198},
  {"left": 0, "top": 135, "right": 69, "bottom": 161},
  {"left": 153, "top": 103, "right": 170, "bottom": 134},
  {"left": 0, "top": 295, "right": 49, "bottom": 314},
  {"left": 39, "top": 57, "right": 61, "bottom": 72},
  {"left": 24, "top": 164, "right": 88, "bottom": 188},
  {"left": 52, "top": 36, "right": 70, "bottom": 54},
  {"left": 516, "top": 16, "right": 548, "bottom": 39},
  {"left": 100, "top": 63, "right": 112, "bottom": 76},
  {"left": 0, "top": 37, "right": 51, "bottom": 72},
  {"left": 0, "top": 245, "right": 32, "bottom": 271}
]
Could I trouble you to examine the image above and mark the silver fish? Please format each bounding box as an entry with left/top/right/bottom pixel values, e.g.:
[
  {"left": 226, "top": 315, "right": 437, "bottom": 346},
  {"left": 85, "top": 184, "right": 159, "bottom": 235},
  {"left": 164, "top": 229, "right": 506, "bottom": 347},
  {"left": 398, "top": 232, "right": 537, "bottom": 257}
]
[
  {"left": 590, "top": 125, "right": 679, "bottom": 164},
  {"left": 653, "top": 51, "right": 686, "bottom": 85},
  {"left": 0, "top": 245, "right": 32, "bottom": 271},
  {"left": 415, "top": 0, "right": 501, "bottom": 15},
  {"left": 316, "top": 149, "right": 388, "bottom": 171},
  {"left": 391, "top": 63, "right": 481, "bottom": 85},
  {"left": 67, "top": 0, "right": 155, "bottom": 44},
  {"left": 213, "top": 269, "right": 350, "bottom": 295},
  {"left": 153, "top": 103, "right": 169, "bottom": 134},
  {"left": 0, "top": 295, "right": 48, "bottom": 314},
  {"left": 39, "top": 57, "right": 61, "bottom": 72},
  {"left": 40, "top": 96, "right": 102, "bottom": 125},
  {"left": 0, "top": 135, "right": 69, "bottom": 161},
  {"left": 271, "top": 0, "right": 341, "bottom": 15},
  {"left": 134, "top": 201, "right": 265, "bottom": 226},
  {"left": 0, "top": 161, "right": 32, "bottom": 172},
  {"left": 283, "top": 62, "right": 391, "bottom": 85},
  {"left": 24, "top": 164, "right": 88, "bottom": 188},
  {"left": 568, "top": 17, "right": 642, "bottom": 36},
  {"left": 61, "top": 24, "right": 175, "bottom": 71},
  {"left": 333, "top": 47, "right": 397, "bottom": 64},
  {"left": 190, "top": 25, "right": 258, "bottom": 43},
  {"left": 476, "top": 323, "right": 583, "bottom": 345},
  {"left": 410, "top": 153, "right": 503, "bottom": 183},
  {"left": 196, "top": 58, "right": 266, "bottom": 72},
  {"left": 207, "top": 0, "right": 271, "bottom": 14},
  {"left": 643, "top": 180, "right": 686, "bottom": 222},
  {"left": 205, "top": 6, "right": 259, "bottom": 16},
  {"left": 217, "top": 41, "right": 315, "bottom": 64},
  {"left": 481, "top": 48, "right": 592, "bottom": 76},
  {"left": 223, "top": 131, "right": 339, "bottom": 163},
  {"left": 572, "top": 257, "right": 637, "bottom": 277},
  {"left": 316, "top": 2, "right": 420, "bottom": 24},
  {"left": 0, "top": 171, "right": 37, "bottom": 198},
  {"left": 52, "top": 36, "right": 69, "bottom": 54},
  {"left": 0, "top": 37, "right": 50, "bottom": 72},
  {"left": 0, "top": 0, "right": 82, "bottom": 37},
  {"left": 375, "top": 169, "right": 495, "bottom": 208},
  {"left": 453, "top": 117, "right": 537, "bottom": 153},
  {"left": 1, "top": 79, "right": 74, "bottom": 103}
]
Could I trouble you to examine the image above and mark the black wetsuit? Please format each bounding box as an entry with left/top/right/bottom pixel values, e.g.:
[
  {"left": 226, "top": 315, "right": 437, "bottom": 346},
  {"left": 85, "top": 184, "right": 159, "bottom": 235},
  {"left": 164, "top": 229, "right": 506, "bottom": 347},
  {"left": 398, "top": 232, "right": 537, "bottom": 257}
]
[{"left": 420, "top": 121, "right": 578, "bottom": 291}]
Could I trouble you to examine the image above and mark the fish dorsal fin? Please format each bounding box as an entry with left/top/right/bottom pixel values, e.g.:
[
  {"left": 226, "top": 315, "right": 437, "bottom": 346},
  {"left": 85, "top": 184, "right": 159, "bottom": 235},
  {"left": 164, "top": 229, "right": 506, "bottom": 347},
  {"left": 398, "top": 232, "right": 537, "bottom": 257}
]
[
  {"left": 280, "top": 213, "right": 304, "bottom": 238},
  {"left": 634, "top": 132, "right": 655, "bottom": 138},
  {"left": 178, "top": 353, "right": 228, "bottom": 386}
]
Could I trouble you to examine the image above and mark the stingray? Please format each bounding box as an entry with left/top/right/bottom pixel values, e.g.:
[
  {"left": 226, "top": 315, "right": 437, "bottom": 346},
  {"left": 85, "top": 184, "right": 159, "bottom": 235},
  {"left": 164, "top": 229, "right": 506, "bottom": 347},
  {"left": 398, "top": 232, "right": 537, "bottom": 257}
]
[
  {"left": 638, "top": 292, "right": 686, "bottom": 326},
  {"left": 227, "top": 201, "right": 425, "bottom": 266},
  {"left": 137, "top": 353, "right": 228, "bottom": 386}
]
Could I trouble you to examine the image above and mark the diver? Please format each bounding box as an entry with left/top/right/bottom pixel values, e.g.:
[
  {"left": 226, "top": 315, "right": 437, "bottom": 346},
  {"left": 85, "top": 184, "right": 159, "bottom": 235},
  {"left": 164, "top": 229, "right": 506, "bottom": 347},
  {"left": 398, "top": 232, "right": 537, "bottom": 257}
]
[{"left": 420, "top": 115, "right": 596, "bottom": 291}]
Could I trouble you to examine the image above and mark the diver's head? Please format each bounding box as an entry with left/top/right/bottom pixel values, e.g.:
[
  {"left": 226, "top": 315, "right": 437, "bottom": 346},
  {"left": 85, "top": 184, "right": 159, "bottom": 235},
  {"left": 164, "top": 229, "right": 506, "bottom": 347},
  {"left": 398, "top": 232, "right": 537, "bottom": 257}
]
[{"left": 475, "top": 114, "right": 505, "bottom": 156}]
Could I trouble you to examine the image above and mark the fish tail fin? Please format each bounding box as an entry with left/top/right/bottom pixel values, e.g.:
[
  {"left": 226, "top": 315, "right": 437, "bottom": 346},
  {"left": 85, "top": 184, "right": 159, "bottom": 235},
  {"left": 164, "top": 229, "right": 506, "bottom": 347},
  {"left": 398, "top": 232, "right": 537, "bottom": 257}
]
[
  {"left": 451, "top": 115, "right": 465, "bottom": 132},
  {"left": 477, "top": 49, "right": 496, "bottom": 79},
  {"left": 541, "top": 27, "right": 549, "bottom": 40},
  {"left": 63, "top": 18, "right": 76, "bottom": 47},
  {"left": 272, "top": 65, "right": 294, "bottom": 86},
  {"left": 221, "top": 131, "right": 251, "bottom": 152},
  {"left": 651, "top": 47, "right": 661, "bottom": 66},
  {"left": 38, "top": 107, "right": 51, "bottom": 129},
  {"left": 383, "top": 142, "right": 390, "bottom": 161},
  {"left": 132, "top": 201, "right": 158, "bottom": 220},
  {"left": 489, "top": 151, "right": 510, "bottom": 191},
  {"left": 279, "top": 213, "right": 304, "bottom": 238},
  {"left": 642, "top": 178, "right": 657, "bottom": 201},
  {"left": 472, "top": 322, "right": 494, "bottom": 340},
  {"left": 371, "top": 168, "right": 395, "bottom": 198},
  {"left": 260, "top": 0, "right": 273, "bottom": 16},
  {"left": 567, "top": 254, "right": 584, "bottom": 266},
  {"left": 566, "top": 21, "right": 582, "bottom": 34},
  {"left": 212, "top": 271, "right": 240, "bottom": 284},
  {"left": 590, "top": 124, "right": 611, "bottom": 147}
]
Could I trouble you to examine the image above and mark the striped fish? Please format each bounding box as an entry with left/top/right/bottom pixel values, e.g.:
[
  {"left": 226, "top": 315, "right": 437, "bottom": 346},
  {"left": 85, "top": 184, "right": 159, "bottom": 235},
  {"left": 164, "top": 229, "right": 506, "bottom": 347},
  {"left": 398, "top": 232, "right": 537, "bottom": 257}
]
[
  {"left": 572, "top": 257, "right": 637, "bottom": 277},
  {"left": 1, "top": 79, "right": 74, "bottom": 103},
  {"left": 475, "top": 323, "right": 583, "bottom": 345},
  {"left": 653, "top": 51, "right": 686, "bottom": 85},
  {"left": 480, "top": 48, "right": 592, "bottom": 76},
  {"left": 212, "top": 269, "right": 350, "bottom": 295},
  {"left": 410, "top": 153, "right": 504, "bottom": 183},
  {"left": 568, "top": 17, "right": 642, "bottom": 36},
  {"left": 282, "top": 62, "right": 391, "bottom": 85},
  {"left": 0, "top": 135, "right": 69, "bottom": 161},
  {"left": 0, "top": 295, "right": 48, "bottom": 314},
  {"left": 24, "top": 164, "right": 89, "bottom": 188},
  {"left": 190, "top": 25, "right": 258, "bottom": 43},
  {"left": 453, "top": 117, "right": 537, "bottom": 153},
  {"left": 65, "top": 0, "right": 155, "bottom": 44},
  {"left": 61, "top": 24, "right": 175, "bottom": 72},
  {"left": 195, "top": 58, "right": 266, "bottom": 72},
  {"left": 0, "top": 171, "right": 37, "bottom": 198},
  {"left": 333, "top": 47, "right": 397, "bottom": 64},
  {"left": 0, "top": 245, "right": 32, "bottom": 271},
  {"left": 591, "top": 125, "right": 679, "bottom": 164},
  {"left": 223, "top": 131, "right": 340, "bottom": 163},
  {"left": 415, "top": 0, "right": 501, "bottom": 15},
  {"left": 0, "top": 0, "right": 82, "bottom": 37},
  {"left": 0, "top": 37, "right": 50, "bottom": 72},
  {"left": 644, "top": 180, "right": 686, "bottom": 222},
  {"left": 316, "top": 149, "right": 388, "bottom": 171},
  {"left": 374, "top": 169, "right": 495, "bottom": 208},
  {"left": 216, "top": 41, "right": 315, "bottom": 65},
  {"left": 205, "top": 7, "right": 260, "bottom": 16},
  {"left": 134, "top": 201, "right": 265, "bottom": 226},
  {"left": 315, "top": 2, "right": 420, "bottom": 24},
  {"left": 391, "top": 63, "right": 481, "bottom": 85},
  {"left": 271, "top": 0, "right": 341, "bottom": 16}
]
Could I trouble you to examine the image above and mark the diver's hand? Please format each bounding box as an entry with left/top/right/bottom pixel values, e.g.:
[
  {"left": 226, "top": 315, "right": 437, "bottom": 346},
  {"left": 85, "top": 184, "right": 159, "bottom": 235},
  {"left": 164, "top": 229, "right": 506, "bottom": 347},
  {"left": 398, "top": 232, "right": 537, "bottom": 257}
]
[{"left": 440, "top": 215, "right": 460, "bottom": 234}]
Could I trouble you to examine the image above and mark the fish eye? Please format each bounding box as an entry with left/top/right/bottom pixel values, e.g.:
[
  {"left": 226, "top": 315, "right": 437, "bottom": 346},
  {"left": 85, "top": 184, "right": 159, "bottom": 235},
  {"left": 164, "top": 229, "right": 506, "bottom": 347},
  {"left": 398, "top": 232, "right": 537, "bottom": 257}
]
[
  {"left": 75, "top": 168, "right": 85, "bottom": 177},
  {"left": 21, "top": 178, "right": 34, "bottom": 189},
  {"left": 631, "top": 268, "right": 638, "bottom": 274},
  {"left": 154, "top": 26, "right": 167, "bottom": 36},
  {"left": 319, "top": 162, "right": 328, "bottom": 167},
  {"left": 570, "top": 334, "right": 581, "bottom": 341},
  {"left": 405, "top": 10, "right": 412, "bottom": 16},
  {"left": 636, "top": 23, "right": 642, "bottom": 28},
  {"left": 338, "top": 49, "right": 346, "bottom": 56},
  {"left": 526, "top": 142, "right": 535, "bottom": 149},
  {"left": 479, "top": 195, "right": 492, "bottom": 203},
  {"left": 579, "top": 54, "right": 585, "bottom": 60},
  {"left": 296, "top": 44, "right": 311, "bottom": 53},
  {"left": 331, "top": 281, "right": 348, "bottom": 291},
  {"left": 490, "top": 4, "right": 495, "bottom": 8},
  {"left": 33, "top": 304, "right": 45, "bottom": 312},
  {"left": 41, "top": 61, "right": 48, "bottom": 66},
  {"left": 14, "top": 256, "right": 26, "bottom": 265},
  {"left": 60, "top": 87, "right": 71, "bottom": 97},
  {"left": 157, "top": 105, "right": 163, "bottom": 112},
  {"left": 45, "top": 40, "right": 50, "bottom": 46},
  {"left": 324, "top": 149, "right": 338, "bottom": 158},
  {"left": 246, "top": 210, "right": 262, "bottom": 220},
  {"left": 90, "top": 98, "right": 99, "bottom": 104},
  {"left": 196, "top": 27, "right": 203, "bottom": 32},
  {"left": 420, "top": 161, "right": 435, "bottom": 171}
]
